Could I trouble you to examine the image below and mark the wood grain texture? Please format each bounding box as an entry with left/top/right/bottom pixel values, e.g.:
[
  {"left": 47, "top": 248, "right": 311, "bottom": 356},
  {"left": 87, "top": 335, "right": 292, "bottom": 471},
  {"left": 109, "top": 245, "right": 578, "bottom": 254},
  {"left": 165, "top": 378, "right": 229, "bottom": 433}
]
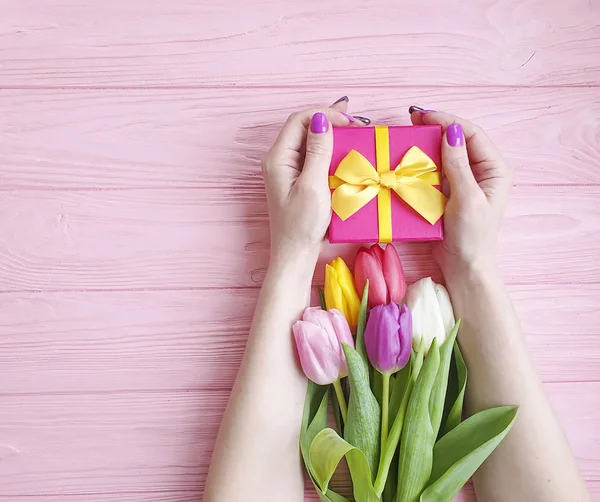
[
  {"left": 1, "top": 87, "right": 599, "bottom": 189},
  {"left": 0, "top": 287, "right": 598, "bottom": 395},
  {"left": 0, "top": 186, "right": 599, "bottom": 291},
  {"left": 2, "top": 0, "right": 599, "bottom": 498},
  {"left": 0, "top": 495, "right": 203, "bottom": 502},
  {"left": 0, "top": 384, "right": 598, "bottom": 496},
  {"left": 1, "top": 0, "right": 599, "bottom": 88}
]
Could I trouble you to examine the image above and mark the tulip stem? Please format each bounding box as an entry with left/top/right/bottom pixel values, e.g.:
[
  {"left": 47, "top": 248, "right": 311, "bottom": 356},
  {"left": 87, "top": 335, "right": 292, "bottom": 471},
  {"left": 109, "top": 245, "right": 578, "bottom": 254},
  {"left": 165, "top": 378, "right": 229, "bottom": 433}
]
[
  {"left": 381, "top": 372, "right": 390, "bottom": 449},
  {"left": 332, "top": 380, "right": 348, "bottom": 423}
]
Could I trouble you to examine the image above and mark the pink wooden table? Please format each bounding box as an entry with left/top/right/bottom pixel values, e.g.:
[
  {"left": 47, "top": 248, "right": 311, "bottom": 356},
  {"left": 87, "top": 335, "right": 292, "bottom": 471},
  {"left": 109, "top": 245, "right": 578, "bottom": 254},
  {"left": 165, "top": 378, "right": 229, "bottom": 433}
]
[{"left": 1, "top": 1, "right": 599, "bottom": 500}]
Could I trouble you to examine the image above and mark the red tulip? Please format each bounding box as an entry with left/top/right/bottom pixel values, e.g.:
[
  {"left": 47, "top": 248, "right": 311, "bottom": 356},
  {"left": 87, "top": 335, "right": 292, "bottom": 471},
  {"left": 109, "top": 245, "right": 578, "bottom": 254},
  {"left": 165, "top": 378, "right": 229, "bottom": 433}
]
[{"left": 354, "top": 244, "right": 406, "bottom": 307}]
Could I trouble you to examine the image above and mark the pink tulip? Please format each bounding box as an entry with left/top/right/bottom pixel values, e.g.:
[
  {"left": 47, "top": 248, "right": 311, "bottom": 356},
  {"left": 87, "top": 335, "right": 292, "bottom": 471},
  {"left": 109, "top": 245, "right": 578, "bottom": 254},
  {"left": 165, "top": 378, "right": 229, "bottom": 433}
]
[
  {"left": 293, "top": 307, "right": 355, "bottom": 385},
  {"left": 354, "top": 244, "right": 406, "bottom": 308}
]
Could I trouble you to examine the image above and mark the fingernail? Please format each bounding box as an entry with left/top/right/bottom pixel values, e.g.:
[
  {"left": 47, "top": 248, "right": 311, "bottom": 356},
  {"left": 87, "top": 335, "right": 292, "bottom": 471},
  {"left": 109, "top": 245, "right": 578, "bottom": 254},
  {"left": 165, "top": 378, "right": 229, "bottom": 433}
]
[
  {"left": 341, "top": 112, "right": 355, "bottom": 123},
  {"left": 447, "top": 123, "right": 464, "bottom": 147},
  {"left": 353, "top": 115, "right": 371, "bottom": 125},
  {"left": 332, "top": 95, "right": 349, "bottom": 105},
  {"left": 409, "top": 105, "right": 435, "bottom": 114},
  {"left": 311, "top": 112, "right": 329, "bottom": 134}
]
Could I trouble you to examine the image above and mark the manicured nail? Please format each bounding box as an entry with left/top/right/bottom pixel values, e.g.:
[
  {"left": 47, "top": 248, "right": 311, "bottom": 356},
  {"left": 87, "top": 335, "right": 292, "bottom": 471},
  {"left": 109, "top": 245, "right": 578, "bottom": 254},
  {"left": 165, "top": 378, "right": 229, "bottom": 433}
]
[
  {"left": 341, "top": 112, "right": 355, "bottom": 123},
  {"left": 311, "top": 112, "right": 329, "bottom": 134},
  {"left": 332, "top": 95, "right": 349, "bottom": 105},
  {"left": 447, "top": 123, "right": 464, "bottom": 147},
  {"left": 409, "top": 105, "right": 435, "bottom": 114},
  {"left": 353, "top": 115, "right": 371, "bottom": 125}
]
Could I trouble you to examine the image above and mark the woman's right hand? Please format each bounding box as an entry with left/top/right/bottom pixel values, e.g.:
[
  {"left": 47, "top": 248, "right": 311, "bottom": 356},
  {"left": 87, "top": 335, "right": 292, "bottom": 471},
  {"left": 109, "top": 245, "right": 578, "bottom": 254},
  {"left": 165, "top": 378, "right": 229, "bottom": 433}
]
[{"left": 410, "top": 109, "right": 514, "bottom": 279}]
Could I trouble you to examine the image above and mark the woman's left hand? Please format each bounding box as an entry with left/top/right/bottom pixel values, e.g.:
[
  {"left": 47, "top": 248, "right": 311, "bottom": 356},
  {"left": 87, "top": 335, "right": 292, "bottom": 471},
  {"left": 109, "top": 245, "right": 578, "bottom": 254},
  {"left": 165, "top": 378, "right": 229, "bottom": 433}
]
[{"left": 262, "top": 100, "right": 365, "bottom": 259}]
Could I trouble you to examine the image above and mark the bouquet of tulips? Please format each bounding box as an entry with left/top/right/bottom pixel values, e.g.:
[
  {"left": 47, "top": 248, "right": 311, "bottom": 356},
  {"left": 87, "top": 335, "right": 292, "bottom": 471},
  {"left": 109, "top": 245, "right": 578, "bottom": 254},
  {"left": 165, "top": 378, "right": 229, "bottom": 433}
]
[{"left": 294, "top": 244, "right": 518, "bottom": 502}]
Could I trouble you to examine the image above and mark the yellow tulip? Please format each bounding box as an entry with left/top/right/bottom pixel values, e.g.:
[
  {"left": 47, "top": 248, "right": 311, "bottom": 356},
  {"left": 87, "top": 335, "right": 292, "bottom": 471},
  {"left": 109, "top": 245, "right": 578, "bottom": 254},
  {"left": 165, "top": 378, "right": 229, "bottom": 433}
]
[{"left": 324, "top": 257, "right": 361, "bottom": 331}]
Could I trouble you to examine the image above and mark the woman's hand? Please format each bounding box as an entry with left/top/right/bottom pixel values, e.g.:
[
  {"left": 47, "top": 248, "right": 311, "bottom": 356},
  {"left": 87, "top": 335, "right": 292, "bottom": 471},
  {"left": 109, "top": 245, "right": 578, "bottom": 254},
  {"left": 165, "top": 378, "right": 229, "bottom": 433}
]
[
  {"left": 262, "top": 100, "right": 366, "bottom": 261},
  {"left": 410, "top": 109, "right": 513, "bottom": 278}
]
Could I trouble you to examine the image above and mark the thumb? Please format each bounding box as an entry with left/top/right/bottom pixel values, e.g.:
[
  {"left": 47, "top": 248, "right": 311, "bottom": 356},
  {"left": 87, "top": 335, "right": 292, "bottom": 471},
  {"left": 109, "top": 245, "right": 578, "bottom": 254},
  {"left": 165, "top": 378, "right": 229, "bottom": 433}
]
[
  {"left": 442, "top": 123, "right": 479, "bottom": 198},
  {"left": 301, "top": 112, "right": 334, "bottom": 185}
]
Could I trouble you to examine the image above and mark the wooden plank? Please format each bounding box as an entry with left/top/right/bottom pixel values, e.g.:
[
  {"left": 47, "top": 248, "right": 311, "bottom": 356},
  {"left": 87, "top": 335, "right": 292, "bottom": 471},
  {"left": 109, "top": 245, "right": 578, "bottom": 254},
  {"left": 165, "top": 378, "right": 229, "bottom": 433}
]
[
  {"left": 0, "top": 287, "right": 598, "bottom": 395},
  {"left": 0, "top": 495, "right": 202, "bottom": 502},
  {"left": 1, "top": 0, "right": 599, "bottom": 88},
  {"left": 0, "top": 186, "right": 599, "bottom": 291},
  {"left": 1, "top": 87, "right": 599, "bottom": 189},
  {"left": 0, "top": 384, "right": 597, "bottom": 495}
]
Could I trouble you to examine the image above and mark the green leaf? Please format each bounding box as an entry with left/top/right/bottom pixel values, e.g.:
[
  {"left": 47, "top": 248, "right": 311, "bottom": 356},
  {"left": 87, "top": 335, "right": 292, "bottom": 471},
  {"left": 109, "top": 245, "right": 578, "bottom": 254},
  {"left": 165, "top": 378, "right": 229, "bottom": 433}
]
[
  {"left": 443, "top": 341, "right": 467, "bottom": 435},
  {"left": 382, "top": 446, "right": 399, "bottom": 502},
  {"left": 301, "top": 383, "right": 350, "bottom": 501},
  {"left": 373, "top": 341, "right": 425, "bottom": 496},
  {"left": 421, "top": 406, "right": 519, "bottom": 502},
  {"left": 317, "top": 487, "right": 351, "bottom": 502},
  {"left": 317, "top": 286, "right": 327, "bottom": 310},
  {"left": 342, "top": 343, "right": 381, "bottom": 476},
  {"left": 379, "top": 365, "right": 410, "bottom": 500},
  {"left": 301, "top": 381, "right": 330, "bottom": 482},
  {"left": 429, "top": 321, "right": 461, "bottom": 438},
  {"left": 390, "top": 363, "right": 410, "bottom": 420},
  {"left": 371, "top": 369, "right": 384, "bottom": 407},
  {"left": 355, "top": 281, "right": 370, "bottom": 373},
  {"left": 396, "top": 339, "right": 441, "bottom": 502},
  {"left": 310, "top": 428, "right": 379, "bottom": 502},
  {"left": 330, "top": 384, "right": 344, "bottom": 436}
]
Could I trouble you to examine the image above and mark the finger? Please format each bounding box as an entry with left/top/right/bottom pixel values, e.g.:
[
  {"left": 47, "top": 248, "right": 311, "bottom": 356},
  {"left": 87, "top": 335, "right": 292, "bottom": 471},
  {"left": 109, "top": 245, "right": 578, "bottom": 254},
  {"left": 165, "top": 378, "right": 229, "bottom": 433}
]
[
  {"left": 300, "top": 112, "right": 334, "bottom": 185},
  {"left": 409, "top": 111, "right": 425, "bottom": 126},
  {"left": 419, "top": 110, "right": 502, "bottom": 166},
  {"left": 442, "top": 123, "right": 480, "bottom": 199},
  {"left": 330, "top": 95, "right": 349, "bottom": 114},
  {"left": 272, "top": 107, "right": 352, "bottom": 159},
  {"left": 409, "top": 105, "right": 435, "bottom": 126},
  {"left": 330, "top": 97, "right": 368, "bottom": 128}
]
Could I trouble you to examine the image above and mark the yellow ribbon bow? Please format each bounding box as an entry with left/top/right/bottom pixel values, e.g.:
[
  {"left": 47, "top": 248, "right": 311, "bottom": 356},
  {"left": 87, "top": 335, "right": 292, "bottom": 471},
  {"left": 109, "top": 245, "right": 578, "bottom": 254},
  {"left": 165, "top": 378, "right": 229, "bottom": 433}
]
[{"left": 329, "top": 126, "right": 447, "bottom": 243}]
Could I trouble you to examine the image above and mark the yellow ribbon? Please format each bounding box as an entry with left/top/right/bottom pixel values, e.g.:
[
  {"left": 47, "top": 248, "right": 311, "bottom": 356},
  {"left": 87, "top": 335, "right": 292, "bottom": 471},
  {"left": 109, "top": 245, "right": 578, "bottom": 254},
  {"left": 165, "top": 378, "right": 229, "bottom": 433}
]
[{"left": 329, "top": 126, "right": 446, "bottom": 243}]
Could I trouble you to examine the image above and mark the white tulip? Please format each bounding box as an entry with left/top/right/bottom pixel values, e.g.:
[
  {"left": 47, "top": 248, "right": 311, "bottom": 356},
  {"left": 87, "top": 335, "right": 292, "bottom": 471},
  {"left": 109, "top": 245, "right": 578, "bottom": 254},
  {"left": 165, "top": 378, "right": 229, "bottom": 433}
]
[
  {"left": 405, "top": 277, "right": 456, "bottom": 354},
  {"left": 434, "top": 283, "right": 456, "bottom": 336}
]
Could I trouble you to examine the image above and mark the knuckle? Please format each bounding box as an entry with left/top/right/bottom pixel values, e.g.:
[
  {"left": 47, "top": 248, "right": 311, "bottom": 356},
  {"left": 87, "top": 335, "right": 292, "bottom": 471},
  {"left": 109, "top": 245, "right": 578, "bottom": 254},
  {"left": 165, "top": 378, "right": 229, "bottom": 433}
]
[
  {"left": 471, "top": 124, "right": 486, "bottom": 137},
  {"left": 305, "top": 140, "right": 329, "bottom": 158},
  {"left": 286, "top": 111, "right": 300, "bottom": 123},
  {"left": 446, "top": 155, "right": 470, "bottom": 172}
]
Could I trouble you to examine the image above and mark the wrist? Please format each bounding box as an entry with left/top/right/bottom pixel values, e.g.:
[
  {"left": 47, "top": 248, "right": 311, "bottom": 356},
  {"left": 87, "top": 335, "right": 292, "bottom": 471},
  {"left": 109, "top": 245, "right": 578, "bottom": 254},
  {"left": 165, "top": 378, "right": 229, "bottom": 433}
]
[
  {"left": 267, "top": 241, "right": 321, "bottom": 285},
  {"left": 441, "top": 255, "right": 501, "bottom": 290}
]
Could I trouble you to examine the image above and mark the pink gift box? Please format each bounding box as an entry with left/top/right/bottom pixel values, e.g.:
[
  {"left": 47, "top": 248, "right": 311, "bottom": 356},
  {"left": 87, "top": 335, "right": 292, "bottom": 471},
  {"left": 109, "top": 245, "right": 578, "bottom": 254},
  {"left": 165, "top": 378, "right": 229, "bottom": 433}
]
[{"left": 328, "top": 125, "right": 444, "bottom": 243}]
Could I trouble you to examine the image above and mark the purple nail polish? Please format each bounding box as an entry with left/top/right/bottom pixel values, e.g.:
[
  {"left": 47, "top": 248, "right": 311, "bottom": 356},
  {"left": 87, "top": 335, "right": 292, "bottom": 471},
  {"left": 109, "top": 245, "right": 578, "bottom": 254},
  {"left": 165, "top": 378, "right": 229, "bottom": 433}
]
[
  {"left": 311, "top": 112, "right": 329, "bottom": 134},
  {"left": 447, "top": 123, "right": 464, "bottom": 147},
  {"left": 341, "top": 112, "right": 355, "bottom": 123}
]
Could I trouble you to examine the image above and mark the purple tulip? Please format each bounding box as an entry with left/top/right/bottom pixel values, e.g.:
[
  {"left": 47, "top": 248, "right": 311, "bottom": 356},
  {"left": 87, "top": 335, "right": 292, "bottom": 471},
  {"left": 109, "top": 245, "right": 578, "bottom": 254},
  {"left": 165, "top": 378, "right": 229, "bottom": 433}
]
[
  {"left": 364, "top": 303, "right": 412, "bottom": 374},
  {"left": 293, "top": 307, "right": 355, "bottom": 385}
]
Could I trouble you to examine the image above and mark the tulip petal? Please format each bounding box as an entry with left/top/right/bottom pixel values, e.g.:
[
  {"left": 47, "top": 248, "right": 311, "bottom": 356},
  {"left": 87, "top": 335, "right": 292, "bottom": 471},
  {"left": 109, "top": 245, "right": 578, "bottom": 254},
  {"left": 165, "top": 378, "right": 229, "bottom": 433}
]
[
  {"left": 354, "top": 248, "right": 370, "bottom": 295},
  {"left": 332, "top": 258, "right": 361, "bottom": 329},
  {"left": 369, "top": 243, "right": 385, "bottom": 267},
  {"left": 364, "top": 304, "right": 401, "bottom": 373},
  {"left": 405, "top": 277, "right": 446, "bottom": 354},
  {"left": 325, "top": 264, "right": 345, "bottom": 314},
  {"left": 330, "top": 309, "right": 355, "bottom": 349},
  {"left": 293, "top": 321, "right": 340, "bottom": 385},
  {"left": 382, "top": 244, "right": 407, "bottom": 304},
  {"left": 355, "top": 251, "right": 387, "bottom": 308},
  {"left": 303, "top": 307, "right": 339, "bottom": 353},
  {"left": 396, "top": 304, "right": 412, "bottom": 369},
  {"left": 434, "top": 283, "right": 456, "bottom": 335}
]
